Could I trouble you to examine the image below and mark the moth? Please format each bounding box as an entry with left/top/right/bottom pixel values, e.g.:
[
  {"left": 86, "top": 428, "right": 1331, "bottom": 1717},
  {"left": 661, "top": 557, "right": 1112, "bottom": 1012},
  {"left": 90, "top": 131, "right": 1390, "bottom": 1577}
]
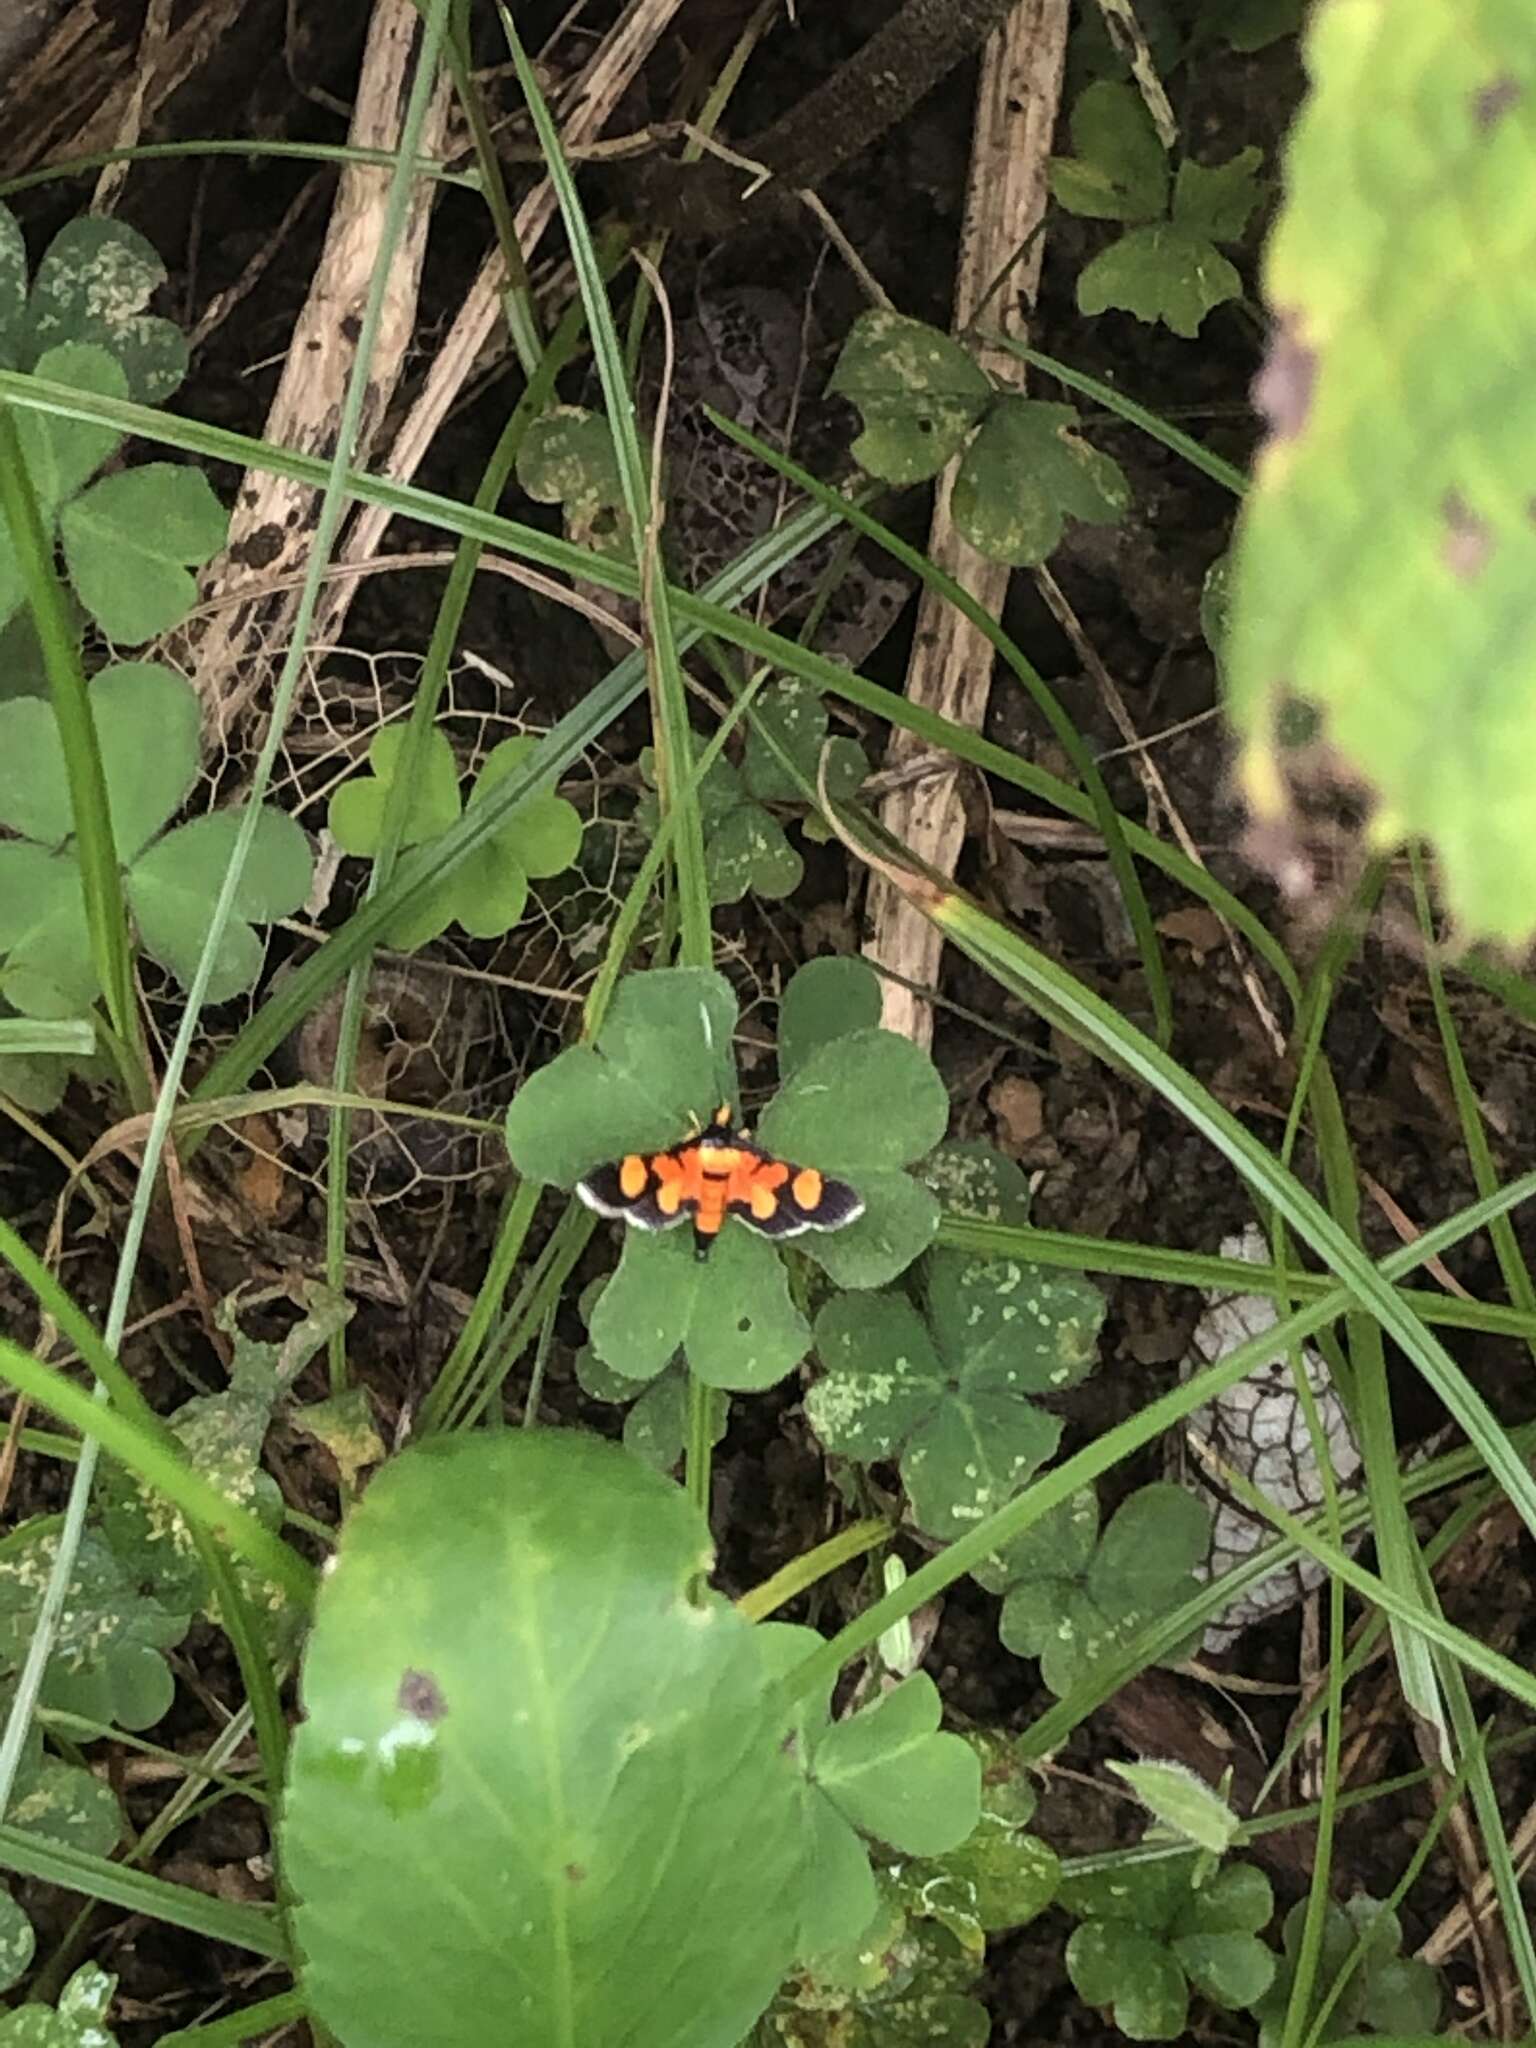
[{"left": 577, "top": 1105, "right": 863, "bottom": 1258}]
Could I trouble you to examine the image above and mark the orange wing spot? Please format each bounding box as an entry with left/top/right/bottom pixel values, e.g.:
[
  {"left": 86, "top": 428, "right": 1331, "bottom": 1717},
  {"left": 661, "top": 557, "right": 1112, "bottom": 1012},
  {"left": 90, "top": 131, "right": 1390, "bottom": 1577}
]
[
  {"left": 655, "top": 1178, "right": 685, "bottom": 1216},
  {"left": 755, "top": 1161, "right": 790, "bottom": 1191},
  {"left": 652, "top": 1153, "right": 684, "bottom": 1182},
  {"left": 749, "top": 1183, "right": 779, "bottom": 1221},
  {"left": 619, "top": 1155, "right": 648, "bottom": 1199},
  {"left": 792, "top": 1167, "right": 824, "bottom": 1211}
]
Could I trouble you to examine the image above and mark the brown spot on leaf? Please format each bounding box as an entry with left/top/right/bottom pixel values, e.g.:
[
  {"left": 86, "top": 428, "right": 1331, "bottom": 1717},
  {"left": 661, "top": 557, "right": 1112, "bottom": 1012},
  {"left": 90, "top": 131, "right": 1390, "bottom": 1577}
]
[
  {"left": 1472, "top": 75, "right": 1521, "bottom": 130},
  {"left": 1253, "top": 321, "right": 1317, "bottom": 443},
  {"left": 564, "top": 1863, "right": 587, "bottom": 1883},
  {"left": 1441, "top": 490, "right": 1493, "bottom": 580},
  {"left": 397, "top": 1669, "right": 448, "bottom": 1723}
]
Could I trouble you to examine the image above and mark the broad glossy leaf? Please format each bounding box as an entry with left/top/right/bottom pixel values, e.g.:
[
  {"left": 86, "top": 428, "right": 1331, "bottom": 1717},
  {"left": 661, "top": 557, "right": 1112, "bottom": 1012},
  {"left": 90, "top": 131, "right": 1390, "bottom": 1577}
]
[
  {"left": 1228, "top": 0, "right": 1536, "bottom": 941},
  {"left": 128, "top": 806, "right": 312, "bottom": 998},
  {"left": 776, "top": 956, "right": 884, "bottom": 1079},
  {"left": 23, "top": 215, "right": 188, "bottom": 401},
  {"left": 953, "top": 397, "right": 1130, "bottom": 566},
  {"left": 505, "top": 967, "right": 739, "bottom": 1186},
  {"left": 60, "top": 465, "right": 228, "bottom": 644},
  {"left": 286, "top": 1431, "right": 804, "bottom": 2048},
  {"left": 828, "top": 312, "right": 993, "bottom": 485}
]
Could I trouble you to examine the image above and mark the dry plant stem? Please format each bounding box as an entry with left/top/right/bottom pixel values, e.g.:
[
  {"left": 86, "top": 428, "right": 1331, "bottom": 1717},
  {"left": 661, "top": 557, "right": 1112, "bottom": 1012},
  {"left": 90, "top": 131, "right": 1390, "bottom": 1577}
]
[
  {"left": 863, "top": 0, "right": 1069, "bottom": 1048},
  {"left": 0, "top": 0, "right": 243, "bottom": 177},
  {"left": 1031, "top": 562, "right": 1289, "bottom": 1060},
  {"left": 89, "top": 0, "right": 172, "bottom": 211},
  {"left": 308, "top": 0, "right": 690, "bottom": 655},
  {"left": 184, "top": 0, "right": 452, "bottom": 739}
]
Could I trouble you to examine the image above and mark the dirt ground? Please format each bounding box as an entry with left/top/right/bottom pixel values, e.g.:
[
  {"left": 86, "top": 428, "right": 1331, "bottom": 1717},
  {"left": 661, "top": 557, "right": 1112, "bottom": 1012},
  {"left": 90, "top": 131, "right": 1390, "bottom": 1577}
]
[{"left": 3, "top": 1, "right": 1535, "bottom": 2040}]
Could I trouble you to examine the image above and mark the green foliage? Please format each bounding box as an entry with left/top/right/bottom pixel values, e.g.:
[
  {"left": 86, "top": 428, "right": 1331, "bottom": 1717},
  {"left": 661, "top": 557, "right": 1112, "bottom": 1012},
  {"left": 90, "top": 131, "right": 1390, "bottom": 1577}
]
[
  {"left": 515, "top": 403, "right": 632, "bottom": 556},
  {"left": 777, "top": 954, "right": 883, "bottom": 1077},
  {"left": 1107, "top": 1758, "right": 1240, "bottom": 1857},
  {"left": 0, "top": 1520, "right": 186, "bottom": 1735},
  {"left": 99, "top": 1286, "right": 347, "bottom": 1640},
  {"left": 0, "top": 1893, "right": 33, "bottom": 1996},
  {"left": 1252, "top": 1897, "right": 1442, "bottom": 2044},
  {"left": 0, "top": 206, "right": 220, "bottom": 644},
  {"left": 1218, "top": 0, "right": 1306, "bottom": 52},
  {"left": 328, "top": 727, "right": 583, "bottom": 948},
  {"left": 574, "top": 1340, "right": 727, "bottom": 1469},
  {"left": 808, "top": 1247, "right": 1104, "bottom": 1541},
  {"left": 1226, "top": 0, "right": 1536, "bottom": 943},
  {"left": 975, "top": 1482, "right": 1209, "bottom": 1697},
  {"left": 0, "top": 663, "right": 311, "bottom": 1028},
  {"left": 286, "top": 1431, "right": 808, "bottom": 2048},
  {"left": 507, "top": 961, "right": 947, "bottom": 1331},
  {"left": 760, "top": 1623, "right": 980, "bottom": 1965},
  {"left": 0, "top": 1963, "right": 120, "bottom": 2046},
  {"left": 753, "top": 1910, "right": 990, "bottom": 2048},
  {"left": 1050, "top": 82, "right": 1263, "bottom": 335},
  {"left": 829, "top": 312, "right": 1129, "bottom": 565},
  {"left": 892, "top": 1731, "right": 1060, "bottom": 1950},
  {"left": 638, "top": 682, "right": 867, "bottom": 906},
  {"left": 1060, "top": 1853, "right": 1275, "bottom": 2040}
]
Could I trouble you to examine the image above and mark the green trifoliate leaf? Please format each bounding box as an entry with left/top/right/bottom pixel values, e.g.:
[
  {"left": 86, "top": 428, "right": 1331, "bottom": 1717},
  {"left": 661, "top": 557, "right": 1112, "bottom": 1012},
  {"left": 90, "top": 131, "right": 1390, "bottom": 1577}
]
[
  {"left": 23, "top": 215, "right": 188, "bottom": 401},
  {"left": 589, "top": 1225, "right": 810, "bottom": 1391},
  {"left": 59, "top": 464, "right": 227, "bottom": 644},
  {"left": 328, "top": 727, "right": 462, "bottom": 855},
  {"left": 128, "top": 805, "right": 312, "bottom": 998}
]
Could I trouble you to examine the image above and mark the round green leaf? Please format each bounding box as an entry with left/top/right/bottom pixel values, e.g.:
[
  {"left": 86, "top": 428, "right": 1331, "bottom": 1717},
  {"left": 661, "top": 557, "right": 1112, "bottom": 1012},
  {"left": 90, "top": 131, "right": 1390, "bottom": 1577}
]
[
  {"left": 11, "top": 343, "right": 126, "bottom": 515},
  {"left": 504, "top": 967, "right": 739, "bottom": 1186},
  {"left": 808, "top": 1293, "right": 942, "bottom": 1461},
  {"left": 0, "top": 1962, "right": 120, "bottom": 2046},
  {"left": 93, "top": 662, "right": 201, "bottom": 860},
  {"left": 285, "top": 1431, "right": 804, "bottom": 2048},
  {"left": 589, "top": 1228, "right": 695, "bottom": 1383},
  {"left": 759, "top": 1029, "right": 949, "bottom": 1176},
  {"left": 9, "top": 1759, "right": 122, "bottom": 1858},
  {"left": 471, "top": 738, "right": 584, "bottom": 880},
  {"left": 1184, "top": 1858, "right": 1274, "bottom": 1938},
  {"left": 0, "top": 1891, "right": 34, "bottom": 1995},
  {"left": 128, "top": 806, "right": 312, "bottom": 999},
  {"left": 60, "top": 465, "right": 228, "bottom": 644},
  {"left": 919, "top": 1142, "right": 1030, "bottom": 1226},
  {"left": 1066, "top": 1922, "right": 1188, "bottom": 2040},
  {"left": 926, "top": 1248, "right": 1104, "bottom": 1396},
  {"left": 0, "top": 857, "right": 95, "bottom": 1020},
  {"left": 809, "top": 1673, "right": 979, "bottom": 1858},
  {"left": 23, "top": 216, "right": 189, "bottom": 401},
  {"left": 777, "top": 956, "right": 883, "bottom": 1078},
  {"left": 953, "top": 397, "right": 1131, "bottom": 566},
  {"left": 328, "top": 727, "right": 462, "bottom": 857},
  {"left": 1173, "top": 1930, "right": 1275, "bottom": 2011},
  {"left": 706, "top": 801, "right": 802, "bottom": 904},
  {"left": 593, "top": 1226, "right": 811, "bottom": 1391},
  {"left": 799, "top": 1169, "right": 942, "bottom": 1291},
  {"left": 827, "top": 311, "right": 993, "bottom": 485},
  {"left": 451, "top": 838, "right": 530, "bottom": 939}
]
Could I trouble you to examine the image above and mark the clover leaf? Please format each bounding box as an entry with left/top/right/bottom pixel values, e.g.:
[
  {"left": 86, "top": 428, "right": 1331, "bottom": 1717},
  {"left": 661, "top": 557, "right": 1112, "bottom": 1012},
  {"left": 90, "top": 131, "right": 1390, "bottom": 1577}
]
[
  {"left": 893, "top": 1731, "right": 1060, "bottom": 1951},
  {"left": 0, "top": 1521, "right": 187, "bottom": 1737},
  {"left": 6, "top": 208, "right": 188, "bottom": 401},
  {"left": 590, "top": 1225, "right": 811, "bottom": 1391},
  {"left": 953, "top": 396, "right": 1130, "bottom": 566},
  {"left": 328, "top": 727, "right": 583, "bottom": 949},
  {"left": 637, "top": 743, "right": 801, "bottom": 906},
  {"left": 977, "top": 1481, "right": 1210, "bottom": 1698},
  {"left": 760, "top": 1623, "right": 980, "bottom": 1968},
  {"left": 0, "top": 663, "right": 310, "bottom": 1014},
  {"left": 777, "top": 954, "right": 884, "bottom": 1077},
  {"left": 1051, "top": 82, "right": 1263, "bottom": 337},
  {"left": 515, "top": 404, "right": 632, "bottom": 557},
  {"left": 0, "top": 1963, "right": 121, "bottom": 2048},
  {"left": 1061, "top": 1853, "right": 1276, "bottom": 2041},
  {"left": 100, "top": 1286, "right": 347, "bottom": 1643},
  {"left": 506, "top": 960, "right": 948, "bottom": 1305},
  {"left": 753, "top": 1912, "right": 989, "bottom": 2048},
  {"left": 809, "top": 1247, "right": 1103, "bottom": 1540},
  {"left": 828, "top": 311, "right": 994, "bottom": 485},
  {"left": 1252, "top": 1896, "right": 1442, "bottom": 2045},
  {"left": 743, "top": 678, "right": 869, "bottom": 808},
  {"left": 0, "top": 1892, "right": 32, "bottom": 1995},
  {"left": 574, "top": 1339, "right": 727, "bottom": 1469},
  {"left": 0, "top": 338, "right": 223, "bottom": 643}
]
